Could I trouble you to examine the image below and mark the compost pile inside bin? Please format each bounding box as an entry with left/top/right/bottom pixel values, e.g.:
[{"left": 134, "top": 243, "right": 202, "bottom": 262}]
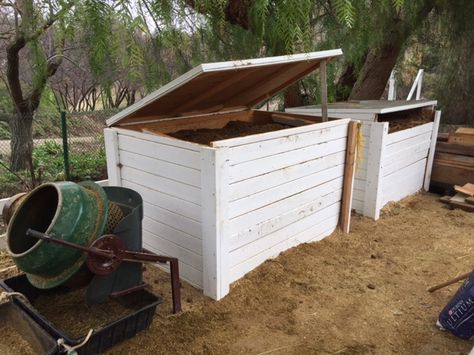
[
  {"left": 0, "top": 325, "right": 35, "bottom": 355},
  {"left": 169, "top": 120, "right": 292, "bottom": 145},
  {"left": 32, "top": 288, "right": 147, "bottom": 338},
  {"left": 379, "top": 109, "right": 434, "bottom": 133}
]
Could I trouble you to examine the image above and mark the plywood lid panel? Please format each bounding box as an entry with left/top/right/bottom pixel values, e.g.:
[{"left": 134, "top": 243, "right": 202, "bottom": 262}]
[{"left": 107, "top": 49, "right": 343, "bottom": 126}]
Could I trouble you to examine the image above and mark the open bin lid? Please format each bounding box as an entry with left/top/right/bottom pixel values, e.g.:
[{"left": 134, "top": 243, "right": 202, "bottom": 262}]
[{"left": 107, "top": 49, "right": 343, "bottom": 126}]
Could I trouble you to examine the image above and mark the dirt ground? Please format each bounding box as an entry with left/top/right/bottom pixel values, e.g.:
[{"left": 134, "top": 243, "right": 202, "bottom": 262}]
[
  {"left": 113, "top": 193, "right": 473, "bottom": 355},
  {"left": 169, "top": 121, "right": 291, "bottom": 145},
  {"left": 1, "top": 193, "right": 473, "bottom": 354}
]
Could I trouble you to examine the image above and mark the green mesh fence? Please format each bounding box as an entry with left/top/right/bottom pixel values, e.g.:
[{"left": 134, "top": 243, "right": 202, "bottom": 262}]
[{"left": 0, "top": 110, "right": 117, "bottom": 199}]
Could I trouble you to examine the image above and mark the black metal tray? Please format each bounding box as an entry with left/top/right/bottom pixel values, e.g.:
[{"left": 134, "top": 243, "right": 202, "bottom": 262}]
[
  {"left": 1, "top": 274, "right": 162, "bottom": 354},
  {"left": 0, "top": 300, "right": 57, "bottom": 355}
]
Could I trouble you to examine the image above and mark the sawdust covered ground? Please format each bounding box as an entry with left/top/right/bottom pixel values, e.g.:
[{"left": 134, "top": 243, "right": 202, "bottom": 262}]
[
  {"left": 109, "top": 193, "right": 473, "bottom": 355},
  {"left": 0, "top": 193, "right": 472, "bottom": 354}
]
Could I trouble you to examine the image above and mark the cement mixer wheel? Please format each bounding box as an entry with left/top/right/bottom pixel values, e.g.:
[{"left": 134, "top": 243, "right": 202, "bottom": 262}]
[{"left": 86, "top": 235, "right": 124, "bottom": 275}]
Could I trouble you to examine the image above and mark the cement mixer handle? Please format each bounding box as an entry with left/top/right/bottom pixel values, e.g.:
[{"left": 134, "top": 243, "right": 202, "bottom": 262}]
[{"left": 26, "top": 229, "right": 115, "bottom": 259}]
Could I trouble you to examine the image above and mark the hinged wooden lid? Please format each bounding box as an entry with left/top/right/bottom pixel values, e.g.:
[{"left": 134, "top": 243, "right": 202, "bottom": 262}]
[{"left": 107, "top": 49, "right": 342, "bottom": 126}]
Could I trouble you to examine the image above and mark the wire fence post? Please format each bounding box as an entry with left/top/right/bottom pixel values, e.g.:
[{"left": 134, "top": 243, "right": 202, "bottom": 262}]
[{"left": 60, "top": 111, "right": 70, "bottom": 180}]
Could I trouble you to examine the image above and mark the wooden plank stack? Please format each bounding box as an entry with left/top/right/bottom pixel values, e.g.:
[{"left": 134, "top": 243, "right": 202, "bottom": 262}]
[
  {"left": 431, "top": 128, "right": 474, "bottom": 187},
  {"left": 440, "top": 183, "right": 474, "bottom": 212}
]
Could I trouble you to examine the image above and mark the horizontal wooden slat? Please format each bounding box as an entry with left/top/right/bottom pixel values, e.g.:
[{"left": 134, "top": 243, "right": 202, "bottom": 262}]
[
  {"left": 118, "top": 134, "right": 201, "bottom": 169},
  {"left": 384, "top": 131, "right": 432, "bottom": 157},
  {"left": 144, "top": 243, "right": 202, "bottom": 288},
  {"left": 143, "top": 216, "right": 202, "bottom": 255},
  {"left": 229, "top": 202, "right": 340, "bottom": 267},
  {"left": 229, "top": 164, "right": 344, "bottom": 218},
  {"left": 143, "top": 228, "right": 202, "bottom": 271},
  {"left": 212, "top": 119, "right": 351, "bottom": 148},
  {"left": 143, "top": 202, "right": 201, "bottom": 239},
  {"left": 385, "top": 122, "right": 433, "bottom": 145},
  {"left": 119, "top": 150, "right": 201, "bottom": 187},
  {"left": 121, "top": 166, "right": 201, "bottom": 205},
  {"left": 228, "top": 124, "right": 348, "bottom": 165},
  {"left": 229, "top": 188, "right": 342, "bottom": 251},
  {"left": 229, "top": 151, "right": 345, "bottom": 201},
  {"left": 381, "top": 159, "right": 426, "bottom": 204},
  {"left": 382, "top": 140, "right": 430, "bottom": 177},
  {"left": 229, "top": 137, "right": 347, "bottom": 182},
  {"left": 228, "top": 212, "right": 339, "bottom": 283},
  {"left": 122, "top": 180, "right": 201, "bottom": 222},
  {"left": 115, "top": 127, "right": 203, "bottom": 151},
  {"left": 230, "top": 177, "right": 343, "bottom": 235}
]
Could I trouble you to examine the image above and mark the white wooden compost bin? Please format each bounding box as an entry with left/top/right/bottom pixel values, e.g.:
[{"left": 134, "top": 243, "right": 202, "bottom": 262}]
[
  {"left": 287, "top": 100, "right": 441, "bottom": 220},
  {"left": 104, "top": 50, "right": 358, "bottom": 300}
]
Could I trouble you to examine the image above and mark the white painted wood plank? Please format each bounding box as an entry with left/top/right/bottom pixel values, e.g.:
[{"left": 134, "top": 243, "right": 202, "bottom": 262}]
[
  {"left": 352, "top": 199, "right": 364, "bottom": 213},
  {"left": 353, "top": 178, "right": 366, "bottom": 191},
  {"left": 200, "top": 147, "right": 231, "bottom": 300},
  {"left": 384, "top": 131, "right": 432, "bottom": 157},
  {"left": 229, "top": 137, "right": 347, "bottom": 183},
  {"left": 229, "top": 164, "right": 344, "bottom": 218},
  {"left": 121, "top": 166, "right": 201, "bottom": 205},
  {"left": 144, "top": 242, "right": 203, "bottom": 288},
  {"left": 423, "top": 111, "right": 441, "bottom": 190},
  {"left": 227, "top": 124, "right": 348, "bottom": 165},
  {"left": 286, "top": 100, "right": 437, "bottom": 115},
  {"left": 118, "top": 134, "right": 201, "bottom": 169},
  {"left": 104, "top": 128, "right": 122, "bottom": 186},
  {"left": 229, "top": 151, "right": 345, "bottom": 201},
  {"left": 142, "top": 228, "right": 203, "bottom": 271},
  {"left": 353, "top": 188, "right": 365, "bottom": 201},
  {"left": 363, "top": 122, "right": 388, "bottom": 220},
  {"left": 212, "top": 119, "right": 351, "bottom": 148},
  {"left": 285, "top": 108, "right": 375, "bottom": 121},
  {"left": 229, "top": 212, "right": 339, "bottom": 283},
  {"left": 385, "top": 122, "right": 433, "bottom": 145},
  {"left": 142, "top": 216, "right": 202, "bottom": 255},
  {"left": 382, "top": 158, "right": 427, "bottom": 188},
  {"left": 230, "top": 177, "right": 343, "bottom": 235},
  {"left": 382, "top": 140, "right": 430, "bottom": 177},
  {"left": 114, "top": 127, "right": 203, "bottom": 150},
  {"left": 122, "top": 180, "right": 201, "bottom": 222},
  {"left": 230, "top": 202, "right": 340, "bottom": 267},
  {"left": 143, "top": 201, "right": 201, "bottom": 239},
  {"left": 229, "top": 188, "right": 342, "bottom": 251},
  {"left": 119, "top": 150, "right": 201, "bottom": 187},
  {"left": 382, "top": 159, "right": 426, "bottom": 205},
  {"left": 355, "top": 166, "right": 368, "bottom": 180}
]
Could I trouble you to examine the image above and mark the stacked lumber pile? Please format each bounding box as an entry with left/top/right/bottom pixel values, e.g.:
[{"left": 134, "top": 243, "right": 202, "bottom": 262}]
[
  {"left": 432, "top": 128, "right": 474, "bottom": 187},
  {"left": 440, "top": 183, "right": 474, "bottom": 212}
]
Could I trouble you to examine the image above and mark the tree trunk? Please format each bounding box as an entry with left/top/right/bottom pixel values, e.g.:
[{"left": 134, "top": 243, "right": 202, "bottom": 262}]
[
  {"left": 9, "top": 112, "right": 34, "bottom": 171},
  {"left": 284, "top": 83, "right": 305, "bottom": 108},
  {"left": 348, "top": 40, "right": 403, "bottom": 100}
]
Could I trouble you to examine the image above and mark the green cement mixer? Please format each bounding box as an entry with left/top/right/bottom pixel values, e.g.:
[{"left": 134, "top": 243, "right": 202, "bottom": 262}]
[{"left": 4, "top": 181, "right": 181, "bottom": 312}]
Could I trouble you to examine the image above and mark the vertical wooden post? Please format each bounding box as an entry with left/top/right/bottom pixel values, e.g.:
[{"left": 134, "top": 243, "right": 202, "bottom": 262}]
[
  {"left": 423, "top": 110, "right": 441, "bottom": 191},
  {"left": 201, "top": 146, "right": 230, "bottom": 300},
  {"left": 60, "top": 112, "right": 70, "bottom": 181},
  {"left": 340, "top": 121, "right": 360, "bottom": 233},
  {"left": 320, "top": 60, "right": 328, "bottom": 122},
  {"left": 363, "top": 122, "right": 388, "bottom": 220},
  {"left": 104, "top": 128, "right": 122, "bottom": 186}
]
